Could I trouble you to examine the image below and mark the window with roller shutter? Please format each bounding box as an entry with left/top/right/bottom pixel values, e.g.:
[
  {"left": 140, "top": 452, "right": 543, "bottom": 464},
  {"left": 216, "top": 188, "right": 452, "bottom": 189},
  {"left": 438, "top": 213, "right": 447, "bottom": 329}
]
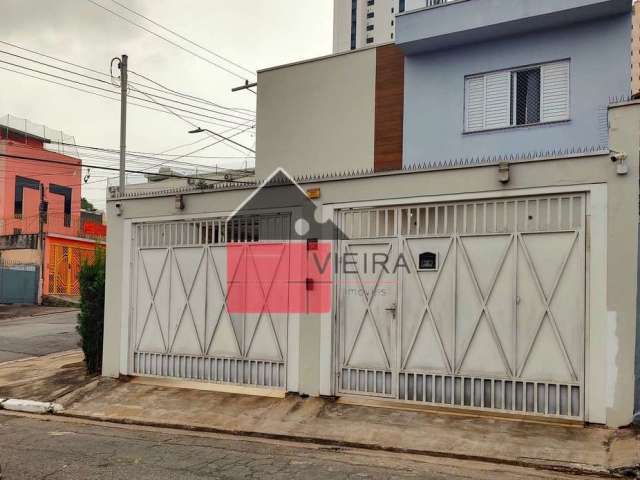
[{"left": 464, "top": 60, "right": 570, "bottom": 132}]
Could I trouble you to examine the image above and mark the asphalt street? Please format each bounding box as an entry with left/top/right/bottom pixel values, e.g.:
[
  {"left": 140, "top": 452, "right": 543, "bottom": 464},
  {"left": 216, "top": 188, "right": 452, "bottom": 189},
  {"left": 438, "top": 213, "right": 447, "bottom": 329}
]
[
  {"left": 0, "top": 414, "right": 591, "bottom": 480},
  {"left": 0, "top": 309, "right": 79, "bottom": 363}
]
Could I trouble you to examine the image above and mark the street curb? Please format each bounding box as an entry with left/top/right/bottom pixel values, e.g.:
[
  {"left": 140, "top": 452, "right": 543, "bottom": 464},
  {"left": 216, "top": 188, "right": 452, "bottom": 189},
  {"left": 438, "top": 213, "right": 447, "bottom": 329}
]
[
  {"left": 55, "top": 379, "right": 100, "bottom": 409},
  {"left": 0, "top": 349, "right": 82, "bottom": 368},
  {"left": 0, "top": 398, "right": 62, "bottom": 414},
  {"left": 56, "top": 411, "right": 616, "bottom": 478},
  {"left": 30, "top": 309, "right": 78, "bottom": 317}
]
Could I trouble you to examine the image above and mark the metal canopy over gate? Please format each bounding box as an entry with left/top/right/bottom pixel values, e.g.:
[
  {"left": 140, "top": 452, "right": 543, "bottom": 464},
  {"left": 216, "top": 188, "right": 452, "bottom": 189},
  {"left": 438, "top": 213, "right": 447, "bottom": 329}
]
[
  {"left": 129, "top": 214, "right": 291, "bottom": 389},
  {"left": 336, "top": 194, "right": 586, "bottom": 419}
]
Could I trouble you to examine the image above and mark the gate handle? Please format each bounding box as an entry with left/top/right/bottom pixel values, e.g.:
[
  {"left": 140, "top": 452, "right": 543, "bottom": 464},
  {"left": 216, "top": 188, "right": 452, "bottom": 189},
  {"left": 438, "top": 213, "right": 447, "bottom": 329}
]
[{"left": 385, "top": 303, "right": 397, "bottom": 319}]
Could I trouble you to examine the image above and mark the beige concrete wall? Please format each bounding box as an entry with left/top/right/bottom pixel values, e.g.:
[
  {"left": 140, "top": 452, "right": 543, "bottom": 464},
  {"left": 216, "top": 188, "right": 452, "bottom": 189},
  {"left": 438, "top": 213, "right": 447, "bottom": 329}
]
[
  {"left": 256, "top": 48, "right": 376, "bottom": 179},
  {"left": 0, "top": 249, "right": 39, "bottom": 264},
  {"left": 103, "top": 102, "right": 640, "bottom": 427}
]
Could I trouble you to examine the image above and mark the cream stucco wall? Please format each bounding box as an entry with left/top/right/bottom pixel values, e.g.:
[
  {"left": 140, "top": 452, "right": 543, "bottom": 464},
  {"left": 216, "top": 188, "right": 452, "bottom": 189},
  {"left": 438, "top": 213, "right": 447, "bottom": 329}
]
[
  {"left": 103, "top": 102, "right": 640, "bottom": 427},
  {"left": 255, "top": 48, "right": 376, "bottom": 179},
  {"left": 0, "top": 249, "right": 39, "bottom": 264}
]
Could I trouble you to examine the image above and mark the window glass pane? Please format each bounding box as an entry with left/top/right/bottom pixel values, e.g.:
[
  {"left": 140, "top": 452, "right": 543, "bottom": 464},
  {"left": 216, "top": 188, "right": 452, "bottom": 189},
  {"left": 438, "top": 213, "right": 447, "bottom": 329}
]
[{"left": 512, "top": 68, "right": 541, "bottom": 125}]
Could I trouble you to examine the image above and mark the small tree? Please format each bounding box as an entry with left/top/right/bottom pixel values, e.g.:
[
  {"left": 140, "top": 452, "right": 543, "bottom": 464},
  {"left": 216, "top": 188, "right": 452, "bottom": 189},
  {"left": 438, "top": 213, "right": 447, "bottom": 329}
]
[
  {"left": 77, "top": 248, "right": 106, "bottom": 374},
  {"left": 81, "top": 197, "right": 97, "bottom": 212}
]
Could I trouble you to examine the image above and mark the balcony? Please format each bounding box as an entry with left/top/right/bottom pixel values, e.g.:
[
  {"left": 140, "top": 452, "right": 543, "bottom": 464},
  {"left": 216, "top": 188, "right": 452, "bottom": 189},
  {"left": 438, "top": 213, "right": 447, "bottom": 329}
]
[{"left": 396, "top": 0, "right": 631, "bottom": 54}]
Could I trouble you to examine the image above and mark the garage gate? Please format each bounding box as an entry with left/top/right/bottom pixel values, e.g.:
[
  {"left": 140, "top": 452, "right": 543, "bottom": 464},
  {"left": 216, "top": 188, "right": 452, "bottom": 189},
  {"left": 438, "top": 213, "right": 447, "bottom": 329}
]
[
  {"left": 336, "top": 193, "right": 586, "bottom": 419},
  {"left": 129, "top": 213, "right": 291, "bottom": 389}
]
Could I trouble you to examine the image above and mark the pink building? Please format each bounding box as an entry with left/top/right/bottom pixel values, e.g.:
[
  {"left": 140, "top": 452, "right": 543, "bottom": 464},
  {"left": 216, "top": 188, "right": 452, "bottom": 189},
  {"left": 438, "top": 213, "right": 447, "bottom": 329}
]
[
  {"left": 0, "top": 125, "right": 81, "bottom": 234},
  {"left": 0, "top": 119, "right": 105, "bottom": 297}
]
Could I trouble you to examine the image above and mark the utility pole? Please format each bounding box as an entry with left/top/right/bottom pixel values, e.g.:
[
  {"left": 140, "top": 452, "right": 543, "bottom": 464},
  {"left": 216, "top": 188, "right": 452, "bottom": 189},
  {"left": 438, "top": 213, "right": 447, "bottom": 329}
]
[
  {"left": 37, "top": 183, "right": 47, "bottom": 305},
  {"left": 119, "top": 54, "right": 128, "bottom": 195}
]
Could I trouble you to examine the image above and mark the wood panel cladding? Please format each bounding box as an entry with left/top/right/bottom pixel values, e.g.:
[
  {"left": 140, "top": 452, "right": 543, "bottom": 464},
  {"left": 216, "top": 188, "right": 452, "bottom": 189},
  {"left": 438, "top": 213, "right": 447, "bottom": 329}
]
[{"left": 374, "top": 45, "right": 405, "bottom": 172}]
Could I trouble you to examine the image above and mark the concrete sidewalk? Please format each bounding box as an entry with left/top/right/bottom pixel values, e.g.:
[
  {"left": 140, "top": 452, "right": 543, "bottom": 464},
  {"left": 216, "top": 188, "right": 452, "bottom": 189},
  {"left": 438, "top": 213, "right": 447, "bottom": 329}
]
[
  {"left": 0, "top": 350, "right": 91, "bottom": 402},
  {"left": 60, "top": 377, "right": 638, "bottom": 477},
  {"left": 1, "top": 352, "right": 637, "bottom": 477},
  {"left": 0, "top": 305, "right": 77, "bottom": 320}
]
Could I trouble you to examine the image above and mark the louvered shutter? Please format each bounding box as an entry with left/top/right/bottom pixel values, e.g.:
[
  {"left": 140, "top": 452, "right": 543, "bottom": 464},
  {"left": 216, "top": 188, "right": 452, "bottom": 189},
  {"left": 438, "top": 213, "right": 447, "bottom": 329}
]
[
  {"left": 541, "top": 61, "right": 570, "bottom": 122},
  {"left": 465, "top": 76, "right": 485, "bottom": 131},
  {"left": 484, "top": 71, "right": 511, "bottom": 129}
]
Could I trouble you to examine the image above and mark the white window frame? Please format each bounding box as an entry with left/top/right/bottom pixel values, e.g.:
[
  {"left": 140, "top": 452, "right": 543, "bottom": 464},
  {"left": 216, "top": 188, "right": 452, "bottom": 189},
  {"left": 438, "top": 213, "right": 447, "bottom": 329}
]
[{"left": 464, "top": 59, "right": 571, "bottom": 133}]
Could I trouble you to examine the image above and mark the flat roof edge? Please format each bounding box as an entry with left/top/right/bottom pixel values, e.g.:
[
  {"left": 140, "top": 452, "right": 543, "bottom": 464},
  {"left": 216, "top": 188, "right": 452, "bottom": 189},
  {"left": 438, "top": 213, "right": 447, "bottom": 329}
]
[
  {"left": 108, "top": 147, "right": 610, "bottom": 202},
  {"left": 257, "top": 42, "right": 392, "bottom": 74}
]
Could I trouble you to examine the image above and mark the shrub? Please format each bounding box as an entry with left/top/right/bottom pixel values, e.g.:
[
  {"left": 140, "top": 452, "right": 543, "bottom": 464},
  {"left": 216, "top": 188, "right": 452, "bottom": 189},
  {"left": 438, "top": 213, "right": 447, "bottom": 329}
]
[{"left": 77, "top": 248, "right": 106, "bottom": 374}]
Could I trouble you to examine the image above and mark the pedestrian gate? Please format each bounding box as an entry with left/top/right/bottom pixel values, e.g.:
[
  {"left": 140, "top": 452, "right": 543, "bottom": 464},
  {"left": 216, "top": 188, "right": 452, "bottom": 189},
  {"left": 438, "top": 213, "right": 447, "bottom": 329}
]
[
  {"left": 129, "top": 214, "right": 290, "bottom": 389},
  {"left": 336, "top": 194, "right": 586, "bottom": 419},
  {"left": 0, "top": 263, "right": 39, "bottom": 304},
  {"left": 48, "top": 242, "right": 96, "bottom": 296}
]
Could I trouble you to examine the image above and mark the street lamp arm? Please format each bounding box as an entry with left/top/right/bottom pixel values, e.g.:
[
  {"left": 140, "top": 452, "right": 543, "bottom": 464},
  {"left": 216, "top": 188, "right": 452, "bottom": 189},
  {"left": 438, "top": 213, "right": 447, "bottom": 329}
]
[{"left": 188, "top": 127, "right": 255, "bottom": 153}]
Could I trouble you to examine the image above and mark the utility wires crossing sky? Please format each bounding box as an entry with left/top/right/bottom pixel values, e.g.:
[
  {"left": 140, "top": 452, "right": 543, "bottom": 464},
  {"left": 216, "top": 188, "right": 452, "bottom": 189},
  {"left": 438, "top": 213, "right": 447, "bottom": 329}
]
[{"left": 86, "top": 0, "right": 256, "bottom": 82}]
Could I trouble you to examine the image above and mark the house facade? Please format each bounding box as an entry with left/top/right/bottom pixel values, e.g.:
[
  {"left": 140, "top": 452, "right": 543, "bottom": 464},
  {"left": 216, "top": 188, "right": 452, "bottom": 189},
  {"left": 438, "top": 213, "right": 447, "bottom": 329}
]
[
  {"left": 398, "top": 0, "right": 632, "bottom": 165},
  {"left": 0, "top": 117, "right": 105, "bottom": 299},
  {"left": 102, "top": 0, "right": 640, "bottom": 428}
]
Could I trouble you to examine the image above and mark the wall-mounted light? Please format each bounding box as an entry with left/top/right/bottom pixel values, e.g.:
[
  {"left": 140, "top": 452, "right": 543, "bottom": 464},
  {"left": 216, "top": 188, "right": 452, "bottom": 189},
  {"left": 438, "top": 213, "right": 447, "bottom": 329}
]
[
  {"left": 610, "top": 150, "right": 629, "bottom": 175},
  {"left": 175, "top": 194, "right": 185, "bottom": 210},
  {"left": 498, "top": 162, "right": 510, "bottom": 183}
]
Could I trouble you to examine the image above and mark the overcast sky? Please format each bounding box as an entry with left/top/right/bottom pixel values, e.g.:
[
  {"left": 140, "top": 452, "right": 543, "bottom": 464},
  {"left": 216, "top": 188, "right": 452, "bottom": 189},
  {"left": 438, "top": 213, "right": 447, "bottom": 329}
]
[{"left": 0, "top": 0, "right": 333, "bottom": 209}]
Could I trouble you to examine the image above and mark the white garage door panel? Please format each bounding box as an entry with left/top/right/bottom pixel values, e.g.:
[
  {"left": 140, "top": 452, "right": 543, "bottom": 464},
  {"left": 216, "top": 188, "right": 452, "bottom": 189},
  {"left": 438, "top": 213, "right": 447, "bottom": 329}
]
[
  {"left": 337, "top": 194, "right": 586, "bottom": 419},
  {"left": 402, "top": 237, "right": 455, "bottom": 374},
  {"left": 340, "top": 239, "right": 398, "bottom": 396},
  {"left": 130, "top": 215, "right": 290, "bottom": 389}
]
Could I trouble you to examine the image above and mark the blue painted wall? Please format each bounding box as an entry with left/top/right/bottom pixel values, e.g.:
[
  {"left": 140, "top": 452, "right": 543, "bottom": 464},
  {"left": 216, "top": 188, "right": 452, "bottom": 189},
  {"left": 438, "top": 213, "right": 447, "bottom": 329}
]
[{"left": 402, "top": 14, "right": 631, "bottom": 166}]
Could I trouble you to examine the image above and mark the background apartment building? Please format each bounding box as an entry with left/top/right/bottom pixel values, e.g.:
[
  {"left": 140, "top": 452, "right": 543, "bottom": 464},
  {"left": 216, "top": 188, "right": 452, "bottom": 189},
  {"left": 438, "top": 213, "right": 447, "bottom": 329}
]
[{"left": 333, "top": 0, "right": 450, "bottom": 52}]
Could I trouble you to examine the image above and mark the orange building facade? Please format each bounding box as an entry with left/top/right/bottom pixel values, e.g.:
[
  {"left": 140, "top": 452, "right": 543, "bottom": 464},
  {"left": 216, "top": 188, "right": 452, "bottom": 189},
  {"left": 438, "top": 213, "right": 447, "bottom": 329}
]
[{"left": 0, "top": 121, "right": 105, "bottom": 297}]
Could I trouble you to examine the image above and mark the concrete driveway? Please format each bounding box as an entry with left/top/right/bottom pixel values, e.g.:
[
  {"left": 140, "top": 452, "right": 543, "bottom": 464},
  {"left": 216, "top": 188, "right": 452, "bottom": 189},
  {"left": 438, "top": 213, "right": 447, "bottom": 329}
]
[{"left": 0, "top": 309, "right": 80, "bottom": 363}]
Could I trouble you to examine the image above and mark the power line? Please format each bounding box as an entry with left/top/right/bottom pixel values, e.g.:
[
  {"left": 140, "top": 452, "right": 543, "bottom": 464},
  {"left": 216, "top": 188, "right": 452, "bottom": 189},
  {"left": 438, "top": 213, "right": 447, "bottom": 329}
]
[
  {"left": 0, "top": 58, "right": 249, "bottom": 127},
  {"left": 0, "top": 39, "right": 255, "bottom": 116},
  {"left": 129, "top": 84, "right": 256, "bottom": 153},
  {"left": 129, "top": 88, "right": 253, "bottom": 122},
  {"left": 128, "top": 70, "right": 255, "bottom": 116},
  {"left": 0, "top": 72, "right": 254, "bottom": 175},
  {"left": 9, "top": 140, "right": 228, "bottom": 173},
  {"left": 108, "top": 0, "right": 255, "bottom": 78},
  {"left": 86, "top": 0, "right": 252, "bottom": 82},
  {"left": 0, "top": 48, "right": 114, "bottom": 86},
  {"left": 13, "top": 140, "right": 254, "bottom": 177},
  {"left": 54, "top": 141, "right": 254, "bottom": 165},
  {"left": 69, "top": 151, "right": 218, "bottom": 174},
  {"left": 0, "top": 65, "right": 247, "bottom": 131},
  {"left": 0, "top": 152, "right": 255, "bottom": 185},
  {"left": 0, "top": 40, "right": 111, "bottom": 78},
  {"left": 0, "top": 51, "right": 253, "bottom": 124},
  {"left": 138, "top": 123, "right": 256, "bottom": 173}
]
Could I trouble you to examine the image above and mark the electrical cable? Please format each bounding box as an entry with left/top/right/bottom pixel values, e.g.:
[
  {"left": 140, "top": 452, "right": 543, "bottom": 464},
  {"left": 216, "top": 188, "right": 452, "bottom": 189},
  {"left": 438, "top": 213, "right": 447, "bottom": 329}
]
[
  {"left": 86, "top": 0, "right": 252, "bottom": 82},
  {"left": 108, "top": 0, "right": 255, "bottom": 78},
  {"left": 0, "top": 64, "right": 249, "bottom": 131},
  {"left": 0, "top": 152, "right": 255, "bottom": 184},
  {"left": 0, "top": 58, "right": 249, "bottom": 126},
  {"left": 128, "top": 84, "right": 256, "bottom": 153},
  {"left": 0, "top": 39, "right": 255, "bottom": 115}
]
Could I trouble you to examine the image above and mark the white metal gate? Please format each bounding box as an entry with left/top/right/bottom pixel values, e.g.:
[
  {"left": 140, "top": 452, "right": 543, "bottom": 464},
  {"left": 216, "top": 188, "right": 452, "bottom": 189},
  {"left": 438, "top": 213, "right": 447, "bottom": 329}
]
[
  {"left": 130, "top": 214, "right": 290, "bottom": 389},
  {"left": 337, "top": 194, "right": 586, "bottom": 419}
]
